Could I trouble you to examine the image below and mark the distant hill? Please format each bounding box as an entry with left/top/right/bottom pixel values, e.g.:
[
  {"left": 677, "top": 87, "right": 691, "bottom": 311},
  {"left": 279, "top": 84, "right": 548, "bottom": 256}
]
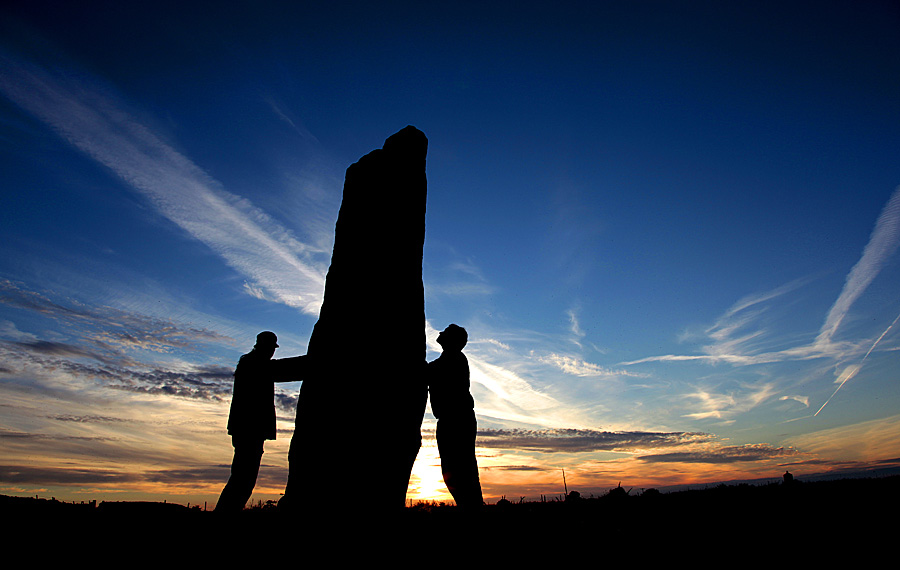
[{"left": 656, "top": 464, "right": 900, "bottom": 493}]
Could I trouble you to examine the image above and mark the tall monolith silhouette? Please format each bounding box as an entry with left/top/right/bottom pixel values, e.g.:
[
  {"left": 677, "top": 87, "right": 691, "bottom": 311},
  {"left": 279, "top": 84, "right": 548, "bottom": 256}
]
[{"left": 283, "top": 126, "right": 428, "bottom": 511}]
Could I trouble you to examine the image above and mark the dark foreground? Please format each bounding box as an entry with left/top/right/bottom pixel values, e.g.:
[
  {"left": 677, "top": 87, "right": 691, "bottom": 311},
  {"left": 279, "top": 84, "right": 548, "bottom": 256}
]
[{"left": 5, "top": 476, "right": 897, "bottom": 560}]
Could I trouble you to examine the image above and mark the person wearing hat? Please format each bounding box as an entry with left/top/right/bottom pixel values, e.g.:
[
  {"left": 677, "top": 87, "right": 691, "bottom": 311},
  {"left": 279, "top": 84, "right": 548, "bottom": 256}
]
[
  {"left": 427, "top": 324, "right": 483, "bottom": 509},
  {"left": 216, "top": 331, "right": 307, "bottom": 512}
]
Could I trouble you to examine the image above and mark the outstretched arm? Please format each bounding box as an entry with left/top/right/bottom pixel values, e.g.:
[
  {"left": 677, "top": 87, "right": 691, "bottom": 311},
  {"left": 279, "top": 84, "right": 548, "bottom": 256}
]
[{"left": 269, "top": 355, "right": 308, "bottom": 382}]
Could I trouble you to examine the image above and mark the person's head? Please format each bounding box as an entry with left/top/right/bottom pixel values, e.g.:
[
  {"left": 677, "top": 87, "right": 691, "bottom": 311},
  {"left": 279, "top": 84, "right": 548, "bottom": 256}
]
[
  {"left": 254, "top": 331, "right": 279, "bottom": 358},
  {"left": 437, "top": 324, "right": 467, "bottom": 353}
]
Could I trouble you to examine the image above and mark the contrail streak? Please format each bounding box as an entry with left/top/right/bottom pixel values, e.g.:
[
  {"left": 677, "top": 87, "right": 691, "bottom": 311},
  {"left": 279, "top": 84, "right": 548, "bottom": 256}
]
[
  {"left": 814, "top": 310, "right": 900, "bottom": 416},
  {"left": 862, "top": 311, "right": 900, "bottom": 361}
]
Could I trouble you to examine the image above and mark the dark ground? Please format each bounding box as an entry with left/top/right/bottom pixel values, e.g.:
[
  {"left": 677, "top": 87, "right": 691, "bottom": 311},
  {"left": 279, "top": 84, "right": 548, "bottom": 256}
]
[{"left": 5, "top": 476, "right": 897, "bottom": 561}]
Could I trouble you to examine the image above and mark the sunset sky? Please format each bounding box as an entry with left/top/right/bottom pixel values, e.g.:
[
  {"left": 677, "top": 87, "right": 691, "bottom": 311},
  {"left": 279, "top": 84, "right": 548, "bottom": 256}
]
[{"left": 2, "top": 1, "right": 899, "bottom": 507}]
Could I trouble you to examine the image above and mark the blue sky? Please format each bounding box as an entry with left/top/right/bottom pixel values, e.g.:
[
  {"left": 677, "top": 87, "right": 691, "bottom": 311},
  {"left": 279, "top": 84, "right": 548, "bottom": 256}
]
[{"left": 1, "top": 1, "right": 899, "bottom": 504}]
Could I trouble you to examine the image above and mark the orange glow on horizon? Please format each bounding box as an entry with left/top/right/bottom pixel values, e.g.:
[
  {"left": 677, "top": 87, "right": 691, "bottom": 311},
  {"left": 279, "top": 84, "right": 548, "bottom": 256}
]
[{"left": 406, "top": 444, "right": 453, "bottom": 504}]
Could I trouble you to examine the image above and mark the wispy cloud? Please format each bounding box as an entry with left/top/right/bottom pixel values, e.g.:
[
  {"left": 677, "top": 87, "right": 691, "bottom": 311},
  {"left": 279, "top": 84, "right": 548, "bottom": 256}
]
[
  {"left": 622, "top": 188, "right": 900, "bottom": 372},
  {"left": 480, "top": 338, "right": 511, "bottom": 351},
  {"left": 816, "top": 186, "right": 900, "bottom": 347},
  {"left": 622, "top": 279, "right": 819, "bottom": 367},
  {"left": 0, "top": 279, "right": 230, "bottom": 354},
  {"left": 0, "top": 340, "right": 236, "bottom": 403},
  {"left": 424, "top": 319, "right": 574, "bottom": 428},
  {"left": 262, "top": 94, "right": 320, "bottom": 144},
  {"left": 0, "top": 281, "right": 240, "bottom": 405},
  {"left": 0, "top": 320, "right": 38, "bottom": 342},
  {"left": 720, "top": 277, "right": 812, "bottom": 322},
  {"left": 638, "top": 443, "right": 798, "bottom": 464},
  {"left": 566, "top": 308, "right": 585, "bottom": 348},
  {"left": 786, "top": 414, "right": 900, "bottom": 463},
  {"left": 468, "top": 357, "right": 563, "bottom": 425},
  {"left": 426, "top": 256, "right": 498, "bottom": 298},
  {"left": 0, "top": 52, "right": 328, "bottom": 315},
  {"left": 477, "top": 428, "right": 713, "bottom": 453},
  {"left": 0, "top": 464, "right": 144, "bottom": 486},
  {"left": 535, "top": 352, "right": 644, "bottom": 379},
  {"left": 51, "top": 415, "right": 131, "bottom": 424},
  {"left": 681, "top": 382, "right": 777, "bottom": 422},
  {"left": 779, "top": 395, "right": 810, "bottom": 407}
]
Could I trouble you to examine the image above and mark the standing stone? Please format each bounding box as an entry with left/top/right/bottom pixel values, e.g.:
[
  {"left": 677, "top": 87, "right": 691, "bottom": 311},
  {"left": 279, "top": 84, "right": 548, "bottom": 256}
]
[{"left": 283, "top": 126, "right": 428, "bottom": 511}]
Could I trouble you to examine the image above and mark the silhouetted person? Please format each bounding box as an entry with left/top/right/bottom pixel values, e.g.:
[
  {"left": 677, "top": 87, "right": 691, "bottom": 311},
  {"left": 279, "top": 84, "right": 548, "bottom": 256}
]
[
  {"left": 216, "top": 331, "right": 306, "bottom": 513},
  {"left": 783, "top": 470, "right": 794, "bottom": 485},
  {"left": 428, "top": 324, "right": 483, "bottom": 509}
]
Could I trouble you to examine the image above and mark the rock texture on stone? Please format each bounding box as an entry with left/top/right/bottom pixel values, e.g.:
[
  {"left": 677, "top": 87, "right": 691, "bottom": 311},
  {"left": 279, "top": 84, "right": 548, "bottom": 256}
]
[{"left": 284, "top": 126, "right": 428, "bottom": 510}]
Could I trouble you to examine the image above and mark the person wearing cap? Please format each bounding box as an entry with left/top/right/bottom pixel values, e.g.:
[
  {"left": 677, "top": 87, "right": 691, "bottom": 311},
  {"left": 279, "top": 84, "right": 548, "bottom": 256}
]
[
  {"left": 427, "top": 324, "right": 483, "bottom": 509},
  {"left": 216, "top": 331, "right": 307, "bottom": 513}
]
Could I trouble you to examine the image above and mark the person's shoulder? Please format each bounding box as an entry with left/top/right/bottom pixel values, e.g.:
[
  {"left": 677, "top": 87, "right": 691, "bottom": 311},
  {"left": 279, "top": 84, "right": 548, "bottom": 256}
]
[
  {"left": 236, "top": 350, "right": 262, "bottom": 369},
  {"left": 430, "top": 351, "right": 467, "bottom": 367},
  {"left": 439, "top": 351, "right": 468, "bottom": 370}
]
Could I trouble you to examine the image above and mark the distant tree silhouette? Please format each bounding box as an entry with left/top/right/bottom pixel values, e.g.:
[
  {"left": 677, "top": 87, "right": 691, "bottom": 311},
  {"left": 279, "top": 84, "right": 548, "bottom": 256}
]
[{"left": 606, "top": 483, "right": 631, "bottom": 501}]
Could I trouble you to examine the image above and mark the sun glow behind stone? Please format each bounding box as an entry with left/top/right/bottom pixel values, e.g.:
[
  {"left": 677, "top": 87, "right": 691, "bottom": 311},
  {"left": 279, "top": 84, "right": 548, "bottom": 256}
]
[{"left": 406, "top": 443, "right": 453, "bottom": 504}]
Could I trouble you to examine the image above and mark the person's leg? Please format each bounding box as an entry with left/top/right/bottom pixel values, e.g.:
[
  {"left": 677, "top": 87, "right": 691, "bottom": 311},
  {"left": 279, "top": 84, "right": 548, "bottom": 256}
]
[
  {"left": 437, "top": 415, "right": 483, "bottom": 509},
  {"left": 215, "top": 437, "right": 264, "bottom": 512}
]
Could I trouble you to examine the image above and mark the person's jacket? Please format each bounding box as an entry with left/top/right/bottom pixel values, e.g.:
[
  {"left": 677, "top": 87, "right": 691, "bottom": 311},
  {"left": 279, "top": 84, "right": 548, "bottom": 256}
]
[
  {"left": 227, "top": 351, "right": 306, "bottom": 440},
  {"left": 427, "top": 351, "right": 473, "bottom": 420}
]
